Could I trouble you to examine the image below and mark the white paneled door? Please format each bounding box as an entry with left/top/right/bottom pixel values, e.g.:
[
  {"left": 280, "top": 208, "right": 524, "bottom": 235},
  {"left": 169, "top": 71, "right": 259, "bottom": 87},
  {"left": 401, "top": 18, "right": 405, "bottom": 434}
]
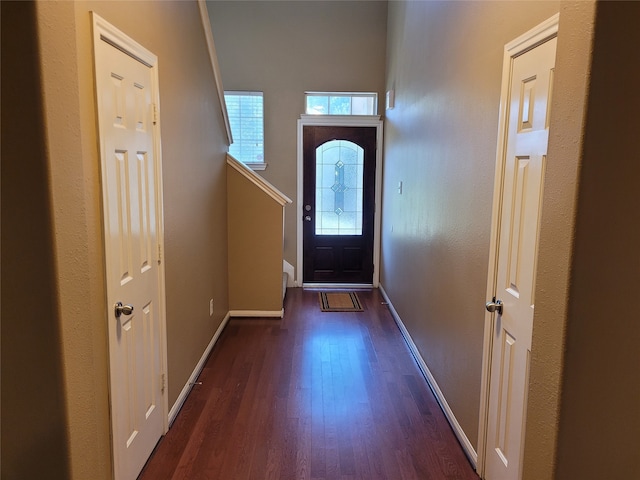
[
  {"left": 93, "top": 14, "right": 166, "bottom": 480},
  {"left": 484, "top": 18, "right": 558, "bottom": 480}
]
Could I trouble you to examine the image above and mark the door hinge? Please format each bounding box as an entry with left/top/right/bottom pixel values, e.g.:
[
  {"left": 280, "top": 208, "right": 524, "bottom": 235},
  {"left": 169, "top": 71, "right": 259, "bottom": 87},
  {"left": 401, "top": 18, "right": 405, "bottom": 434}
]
[
  {"left": 161, "top": 373, "right": 166, "bottom": 394},
  {"left": 157, "top": 243, "right": 162, "bottom": 264},
  {"left": 152, "top": 103, "right": 158, "bottom": 125}
]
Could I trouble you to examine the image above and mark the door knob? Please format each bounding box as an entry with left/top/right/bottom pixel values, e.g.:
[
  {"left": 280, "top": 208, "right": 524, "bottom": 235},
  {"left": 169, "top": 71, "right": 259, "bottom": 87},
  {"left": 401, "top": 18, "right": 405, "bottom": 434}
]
[
  {"left": 304, "top": 215, "right": 312, "bottom": 222},
  {"left": 114, "top": 301, "right": 134, "bottom": 318},
  {"left": 485, "top": 299, "right": 503, "bottom": 315}
]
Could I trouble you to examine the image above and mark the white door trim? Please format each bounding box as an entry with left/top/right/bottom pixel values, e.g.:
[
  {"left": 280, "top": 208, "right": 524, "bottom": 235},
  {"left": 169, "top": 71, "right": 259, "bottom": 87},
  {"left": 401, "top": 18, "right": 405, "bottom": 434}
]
[
  {"left": 477, "top": 13, "right": 559, "bottom": 478},
  {"left": 296, "top": 115, "right": 383, "bottom": 287},
  {"left": 92, "top": 11, "right": 169, "bottom": 474}
]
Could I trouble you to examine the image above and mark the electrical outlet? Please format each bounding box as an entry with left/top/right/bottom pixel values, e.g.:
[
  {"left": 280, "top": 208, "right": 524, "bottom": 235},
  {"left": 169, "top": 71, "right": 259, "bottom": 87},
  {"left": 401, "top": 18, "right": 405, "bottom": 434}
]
[{"left": 209, "top": 299, "right": 214, "bottom": 316}]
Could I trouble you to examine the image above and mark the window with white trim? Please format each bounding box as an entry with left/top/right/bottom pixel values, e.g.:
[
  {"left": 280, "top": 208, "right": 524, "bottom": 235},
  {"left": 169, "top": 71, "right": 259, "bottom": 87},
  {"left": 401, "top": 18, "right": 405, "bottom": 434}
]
[
  {"left": 305, "top": 92, "right": 378, "bottom": 115},
  {"left": 224, "top": 91, "right": 265, "bottom": 168}
]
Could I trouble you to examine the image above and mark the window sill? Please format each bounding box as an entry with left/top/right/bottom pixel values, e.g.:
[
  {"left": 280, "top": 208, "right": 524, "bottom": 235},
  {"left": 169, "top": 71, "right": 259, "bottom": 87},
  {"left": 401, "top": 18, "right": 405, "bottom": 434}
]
[{"left": 245, "top": 162, "right": 267, "bottom": 171}]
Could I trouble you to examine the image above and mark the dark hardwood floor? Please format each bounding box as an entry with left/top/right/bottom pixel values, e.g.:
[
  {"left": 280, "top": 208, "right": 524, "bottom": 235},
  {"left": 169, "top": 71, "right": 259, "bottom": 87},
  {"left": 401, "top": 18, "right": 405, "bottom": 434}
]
[{"left": 139, "top": 288, "right": 479, "bottom": 480}]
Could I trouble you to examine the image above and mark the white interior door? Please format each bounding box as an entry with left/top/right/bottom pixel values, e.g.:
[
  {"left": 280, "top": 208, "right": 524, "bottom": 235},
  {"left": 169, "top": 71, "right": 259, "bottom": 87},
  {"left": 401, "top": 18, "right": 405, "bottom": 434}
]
[
  {"left": 93, "top": 15, "right": 166, "bottom": 480},
  {"left": 483, "top": 27, "right": 557, "bottom": 480}
]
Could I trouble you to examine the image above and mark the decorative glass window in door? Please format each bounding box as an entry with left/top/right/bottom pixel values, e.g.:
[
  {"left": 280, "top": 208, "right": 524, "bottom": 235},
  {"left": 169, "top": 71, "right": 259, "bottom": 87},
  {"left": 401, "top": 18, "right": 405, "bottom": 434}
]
[{"left": 315, "top": 140, "right": 364, "bottom": 235}]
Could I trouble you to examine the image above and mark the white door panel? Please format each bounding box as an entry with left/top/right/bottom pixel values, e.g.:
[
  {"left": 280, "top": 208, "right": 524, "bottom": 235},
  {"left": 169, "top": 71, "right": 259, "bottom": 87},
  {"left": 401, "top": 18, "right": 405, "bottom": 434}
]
[
  {"left": 94, "top": 16, "right": 165, "bottom": 480},
  {"left": 485, "top": 35, "right": 557, "bottom": 480}
]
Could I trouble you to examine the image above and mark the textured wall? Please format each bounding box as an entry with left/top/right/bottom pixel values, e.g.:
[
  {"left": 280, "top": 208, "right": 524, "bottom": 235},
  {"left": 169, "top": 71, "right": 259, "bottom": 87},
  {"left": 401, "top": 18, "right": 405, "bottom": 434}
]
[
  {"left": 382, "top": 0, "right": 560, "bottom": 452},
  {"left": 522, "top": 2, "right": 597, "bottom": 477},
  {"left": 2, "top": 1, "right": 231, "bottom": 478},
  {"left": 36, "top": 2, "right": 113, "bottom": 477},
  {"left": 1, "top": 2, "right": 71, "bottom": 477},
  {"left": 207, "top": 0, "right": 388, "bottom": 281},
  {"left": 72, "top": 0, "right": 231, "bottom": 409},
  {"left": 548, "top": 2, "right": 640, "bottom": 478}
]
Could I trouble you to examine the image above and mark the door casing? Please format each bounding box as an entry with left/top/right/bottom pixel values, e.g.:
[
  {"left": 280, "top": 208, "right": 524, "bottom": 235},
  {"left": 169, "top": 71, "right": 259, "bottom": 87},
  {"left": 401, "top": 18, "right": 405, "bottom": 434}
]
[
  {"left": 297, "top": 115, "right": 383, "bottom": 287},
  {"left": 477, "top": 13, "right": 559, "bottom": 478}
]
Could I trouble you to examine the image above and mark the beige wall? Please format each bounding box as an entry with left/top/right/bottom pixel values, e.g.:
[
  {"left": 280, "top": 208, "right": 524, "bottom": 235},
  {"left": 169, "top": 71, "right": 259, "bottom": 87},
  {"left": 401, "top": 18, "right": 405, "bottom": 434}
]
[
  {"left": 72, "top": 0, "right": 232, "bottom": 407},
  {"left": 76, "top": 0, "right": 232, "bottom": 416},
  {"left": 5, "top": 1, "right": 637, "bottom": 478},
  {"left": 522, "top": 1, "right": 597, "bottom": 477},
  {"left": 382, "top": 0, "right": 560, "bottom": 451},
  {"left": 1, "top": 2, "right": 72, "bottom": 477},
  {"left": 2, "top": 1, "right": 230, "bottom": 478},
  {"left": 207, "top": 1, "right": 388, "bottom": 279},
  {"left": 384, "top": 1, "right": 640, "bottom": 477},
  {"left": 227, "top": 166, "right": 284, "bottom": 312},
  {"left": 538, "top": 1, "right": 640, "bottom": 478}
]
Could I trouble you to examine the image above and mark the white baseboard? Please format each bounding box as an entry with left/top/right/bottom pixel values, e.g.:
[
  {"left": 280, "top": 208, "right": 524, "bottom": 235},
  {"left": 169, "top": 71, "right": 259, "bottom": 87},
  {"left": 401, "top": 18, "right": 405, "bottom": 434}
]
[
  {"left": 229, "top": 309, "right": 284, "bottom": 318},
  {"left": 379, "top": 285, "right": 478, "bottom": 467},
  {"left": 168, "top": 312, "right": 231, "bottom": 426}
]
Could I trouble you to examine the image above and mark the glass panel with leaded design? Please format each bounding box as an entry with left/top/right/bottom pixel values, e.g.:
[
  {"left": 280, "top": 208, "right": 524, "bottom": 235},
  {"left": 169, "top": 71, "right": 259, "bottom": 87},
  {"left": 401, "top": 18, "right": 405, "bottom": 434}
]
[{"left": 315, "top": 140, "right": 364, "bottom": 235}]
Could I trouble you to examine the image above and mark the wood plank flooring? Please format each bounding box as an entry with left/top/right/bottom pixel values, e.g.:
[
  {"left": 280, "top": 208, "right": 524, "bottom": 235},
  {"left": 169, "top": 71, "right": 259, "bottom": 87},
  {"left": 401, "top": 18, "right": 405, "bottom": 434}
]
[{"left": 139, "top": 288, "right": 479, "bottom": 480}]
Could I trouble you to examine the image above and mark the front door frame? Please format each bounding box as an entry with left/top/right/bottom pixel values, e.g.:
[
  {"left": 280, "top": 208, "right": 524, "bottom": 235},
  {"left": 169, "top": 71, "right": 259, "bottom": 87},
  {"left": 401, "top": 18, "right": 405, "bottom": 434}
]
[
  {"left": 476, "top": 13, "right": 559, "bottom": 478},
  {"left": 297, "top": 115, "right": 383, "bottom": 287}
]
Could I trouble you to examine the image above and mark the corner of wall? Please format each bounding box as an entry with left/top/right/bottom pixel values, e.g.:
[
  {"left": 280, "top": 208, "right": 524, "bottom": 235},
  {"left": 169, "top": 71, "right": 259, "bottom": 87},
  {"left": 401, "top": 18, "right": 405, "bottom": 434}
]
[{"left": 522, "top": 1, "right": 597, "bottom": 478}]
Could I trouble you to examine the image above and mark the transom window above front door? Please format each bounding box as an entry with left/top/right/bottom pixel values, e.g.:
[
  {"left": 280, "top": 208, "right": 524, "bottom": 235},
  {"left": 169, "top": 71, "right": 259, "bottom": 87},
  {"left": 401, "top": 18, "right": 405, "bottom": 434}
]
[{"left": 305, "top": 92, "right": 378, "bottom": 116}]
